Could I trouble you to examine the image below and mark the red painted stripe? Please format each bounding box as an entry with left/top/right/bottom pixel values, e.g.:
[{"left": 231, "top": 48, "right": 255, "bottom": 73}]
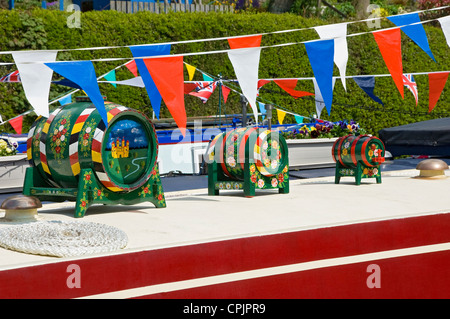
[
  {"left": 91, "top": 139, "right": 102, "bottom": 153},
  {"left": 140, "top": 250, "right": 450, "bottom": 299},
  {"left": 331, "top": 138, "right": 340, "bottom": 163},
  {"left": 350, "top": 135, "right": 363, "bottom": 167},
  {"left": 361, "top": 138, "right": 373, "bottom": 167},
  {"left": 0, "top": 213, "right": 449, "bottom": 299},
  {"left": 336, "top": 135, "right": 348, "bottom": 168},
  {"left": 69, "top": 153, "right": 78, "bottom": 166},
  {"left": 220, "top": 131, "right": 233, "bottom": 178},
  {"left": 239, "top": 128, "right": 257, "bottom": 170},
  {"left": 73, "top": 116, "right": 88, "bottom": 126},
  {"left": 108, "top": 107, "right": 123, "bottom": 117}
]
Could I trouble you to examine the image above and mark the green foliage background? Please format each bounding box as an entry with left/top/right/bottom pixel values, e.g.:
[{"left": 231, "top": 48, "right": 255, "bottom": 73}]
[{"left": 0, "top": 9, "right": 449, "bottom": 136}]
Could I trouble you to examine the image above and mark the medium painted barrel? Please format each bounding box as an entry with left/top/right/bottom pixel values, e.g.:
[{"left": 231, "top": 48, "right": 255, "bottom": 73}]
[
  {"left": 206, "top": 127, "right": 288, "bottom": 180},
  {"left": 27, "top": 97, "right": 158, "bottom": 192},
  {"left": 332, "top": 134, "right": 385, "bottom": 168}
]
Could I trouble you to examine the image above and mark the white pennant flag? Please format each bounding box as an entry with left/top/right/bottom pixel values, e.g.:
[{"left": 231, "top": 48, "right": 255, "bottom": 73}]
[
  {"left": 314, "top": 23, "right": 348, "bottom": 91},
  {"left": 438, "top": 15, "right": 450, "bottom": 48},
  {"left": 313, "top": 77, "right": 336, "bottom": 118},
  {"left": 13, "top": 50, "right": 58, "bottom": 118},
  {"left": 227, "top": 47, "right": 261, "bottom": 123}
]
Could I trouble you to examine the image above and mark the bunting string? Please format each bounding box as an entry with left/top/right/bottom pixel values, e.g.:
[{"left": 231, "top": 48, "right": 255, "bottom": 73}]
[
  {"left": 0, "top": 9, "right": 448, "bottom": 66},
  {"left": 0, "top": 6, "right": 447, "bottom": 59}
]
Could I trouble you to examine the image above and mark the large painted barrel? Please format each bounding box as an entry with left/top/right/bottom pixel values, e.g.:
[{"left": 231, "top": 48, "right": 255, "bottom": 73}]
[
  {"left": 27, "top": 97, "right": 158, "bottom": 193},
  {"left": 332, "top": 134, "right": 385, "bottom": 168},
  {"left": 206, "top": 127, "right": 288, "bottom": 180}
]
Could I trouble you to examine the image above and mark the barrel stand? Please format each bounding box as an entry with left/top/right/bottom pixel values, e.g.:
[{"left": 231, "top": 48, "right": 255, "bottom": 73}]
[
  {"left": 207, "top": 148, "right": 289, "bottom": 197},
  {"left": 23, "top": 166, "right": 166, "bottom": 218},
  {"left": 334, "top": 161, "right": 382, "bottom": 185}
]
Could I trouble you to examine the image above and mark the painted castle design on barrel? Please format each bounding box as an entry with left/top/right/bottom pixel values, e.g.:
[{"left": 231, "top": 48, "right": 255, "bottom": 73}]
[{"left": 111, "top": 138, "right": 129, "bottom": 158}]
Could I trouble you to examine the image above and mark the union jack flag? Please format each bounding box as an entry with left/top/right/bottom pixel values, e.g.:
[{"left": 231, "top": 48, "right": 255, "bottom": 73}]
[
  {"left": 402, "top": 74, "right": 418, "bottom": 105},
  {"left": 0, "top": 70, "right": 21, "bottom": 83},
  {"left": 189, "top": 81, "right": 217, "bottom": 103}
]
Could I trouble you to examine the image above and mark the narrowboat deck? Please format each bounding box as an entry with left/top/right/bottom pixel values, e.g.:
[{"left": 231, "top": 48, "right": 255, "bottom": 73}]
[{"left": 0, "top": 167, "right": 449, "bottom": 298}]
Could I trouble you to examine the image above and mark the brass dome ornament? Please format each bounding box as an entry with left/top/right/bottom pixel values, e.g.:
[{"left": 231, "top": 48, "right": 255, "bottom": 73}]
[
  {"left": 0, "top": 195, "right": 42, "bottom": 221},
  {"left": 415, "top": 159, "right": 449, "bottom": 179}
]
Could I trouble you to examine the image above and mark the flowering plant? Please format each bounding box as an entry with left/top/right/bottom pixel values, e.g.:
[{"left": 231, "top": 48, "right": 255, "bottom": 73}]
[
  {"left": 0, "top": 139, "right": 17, "bottom": 156},
  {"left": 282, "top": 120, "right": 366, "bottom": 140}
]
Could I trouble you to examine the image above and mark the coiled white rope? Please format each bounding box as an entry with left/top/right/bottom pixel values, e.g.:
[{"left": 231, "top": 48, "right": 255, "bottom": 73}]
[{"left": 0, "top": 220, "right": 128, "bottom": 258}]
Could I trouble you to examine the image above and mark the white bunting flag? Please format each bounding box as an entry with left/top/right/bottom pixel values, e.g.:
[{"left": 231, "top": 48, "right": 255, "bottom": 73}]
[
  {"left": 313, "top": 77, "right": 336, "bottom": 118},
  {"left": 438, "top": 15, "right": 450, "bottom": 48},
  {"left": 314, "top": 23, "right": 349, "bottom": 91},
  {"left": 227, "top": 47, "right": 261, "bottom": 123},
  {"left": 12, "top": 50, "right": 58, "bottom": 118}
]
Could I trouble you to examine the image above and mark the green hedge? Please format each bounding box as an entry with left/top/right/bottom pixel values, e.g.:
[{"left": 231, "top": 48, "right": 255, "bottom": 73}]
[{"left": 0, "top": 9, "right": 449, "bottom": 136}]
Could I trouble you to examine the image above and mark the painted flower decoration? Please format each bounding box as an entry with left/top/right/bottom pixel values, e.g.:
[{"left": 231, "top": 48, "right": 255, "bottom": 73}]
[
  {"left": 257, "top": 179, "right": 265, "bottom": 188},
  {"left": 271, "top": 178, "right": 278, "bottom": 187}
]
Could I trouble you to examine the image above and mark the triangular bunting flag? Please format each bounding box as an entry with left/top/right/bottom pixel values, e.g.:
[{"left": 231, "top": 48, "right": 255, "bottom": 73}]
[
  {"left": 45, "top": 61, "right": 108, "bottom": 125},
  {"left": 373, "top": 28, "right": 404, "bottom": 99},
  {"left": 274, "top": 79, "right": 314, "bottom": 99},
  {"left": 227, "top": 35, "right": 263, "bottom": 123},
  {"left": 402, "top": 74, "right": 418, "bottom": 106},
  {"left": 258, "top": 102, "right": 266, "bottom": 120},
  {"left": 189, "top": 81, "right": 217, "bottom": 103},
  {"left": 313, "top": 77, "right": 336, "bottom": 118},
  {"left": 184, "top": 83, "right": 198, "bottom": 94},
  {"left": 100, "top": 76, "right": 145, "bottom": 88},
  {"left": 103, "top": 70, "right": 117, "bottom": 88},
  {"left": 257, "top": 79, "right": 270, "bottom": 96},
  {"left": 185, "top": 63, "right": 196, "bottom": 81},
  {"left": 222, "top": 85, "right": 231, "bottom": 104},
  {"left": 438, "top": 16, "right": 450, "bottom": 47},
  {"left": 13, "top": 50, "right": 57, "bottom": 118},
  {"left": 53, "top": 78, "right": 82, "bottom": 89},
  {"left": 129, "top": 44, "right": 171, "bottom": 119},
  {"left": 202, "top": 74, "right": 214, "bottom": 82},
  {"left": 0, "top": 70, "right": 20, "bottom": 82},
  {"left": 314, "top": 22, "right": 349, "bottom": 90},
  {"left": 304, "top": 39, "right": 335, "bottom": 115},
  {"left": 9, "top": 116, "right": 23, "bottom": 135},
  {"left": 276, "top": 109, "right": 287, "bottom": 125},
  {"left": 294, "top": 115, "right": 304, "bottom": 124},
  {"left": 228, "top": 35, "right": 262, "bottom": 49},
  {"left": 125, "top": 60, "right": 138, "bottom": 77},
  {"left": 143, "top": 56, "right": 187, "bottom": 136},
  {"left": 58, "top": 94, "right": 72, "bottom": 106},
  {"left": 353, "top": 76, "right": 384, "bottom": 106},
  {"left": 388, "top": 13, "right": 435, "bottom": 62},
  {"left": 428, "top": 72, "right": 449, "bottom": 113}
]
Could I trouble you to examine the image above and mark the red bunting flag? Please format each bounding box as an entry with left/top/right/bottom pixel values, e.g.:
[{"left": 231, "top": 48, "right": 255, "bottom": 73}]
[
  {"left": 373, "top": 28, "right": 404, "bottom": 99},
  {"left": 189, "top": 81, "right": 217, "bottom": 103},
  {"left": 222, "top": 85, "right": 231, "bottom": 104},
  {"left": 9, "top": 116, "right": 23, "bottom": 134},
  {"left": 428, "top": 72, "right": 449, "bottom": 113},
  {"left": 125, "top": 60, "right": 138, "bottom": 77},
  {"left": 257, "top": 79, "right": 270, "bottom": 96},
  {"left": 144, "top": 56, "right": 187, "bottom": 136},
  {"left": 228, "top": 35, "right": 262, "bottom": 49},
  {"left": 274, "top": 79, "right": 314, "bottom": 99}
]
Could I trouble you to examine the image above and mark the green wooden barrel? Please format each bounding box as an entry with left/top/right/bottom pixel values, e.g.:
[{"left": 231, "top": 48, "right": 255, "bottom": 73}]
[
  {"left": 206, "top": 127, "right": 289, "bottom": 180},
  {"left": 332, "top": 134, "right": 385, "bottom": 168},
  {"left": 26, "top": 97, "right": 158, "bottom": 193}
]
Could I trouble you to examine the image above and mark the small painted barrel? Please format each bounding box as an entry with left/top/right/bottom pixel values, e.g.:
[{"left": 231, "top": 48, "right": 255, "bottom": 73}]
[
  {"left": 332, "top": 134, "right": 385, "bottom": 168},
  {"left": 27, "top": 97, "right": 158, "bottom": 192},
  {"left": 206, "top": 127, "right": 288, "bottom": 180}
]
